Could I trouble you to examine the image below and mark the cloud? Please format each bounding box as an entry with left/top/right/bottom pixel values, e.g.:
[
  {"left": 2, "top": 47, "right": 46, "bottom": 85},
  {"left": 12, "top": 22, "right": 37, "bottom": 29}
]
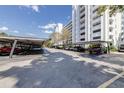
[
  {"left": 44, "top": 30, "right": 53, "bottom": 34},
  {"left": 0, "top": 26, "right": 20, "bottom": 36},
  {"left": 31, "top": 5, "right": 39, "bottom": 12},
  {"left": 0, "top": 26, "right": 8, "bottom": 31},
  {"left": 12, "top": 30, "right": 19, "bottom": 34},
  {"left": 38, "top": 23, "right": 63, "bottom": 34},
  {"left": 20, "top": 5, "right": 40, "bottom": 13},
  {"left": 27, "top": 33, "right": 36, "bottom": 36},
  {"left": 38, "top": 23, "right": 57, "bottom": 29}
]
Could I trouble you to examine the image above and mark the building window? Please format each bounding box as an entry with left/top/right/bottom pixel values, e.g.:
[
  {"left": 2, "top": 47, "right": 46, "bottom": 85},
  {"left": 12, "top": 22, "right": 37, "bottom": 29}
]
[
  {"left": 93, "top": 29, "right": 101, "bottom": 33},
  {"left": 80, "top": 32, "right": 85, "bottom": 35},
  {"left": 80, "top": 14, "right": 85, "bottom": 19},
  {"left": 93, "top": 36, "right": 101, "bottom": 39},
  {"left": 80, "top": 20, "right": 85, "bottom": 24},
  {"left": 122, "top": 27, "right": 124, "bottom": 30},
  {"left": 80, "top": 26, "right": 85, "bottom": 30},
  {"left": 121, "top": 38, "right": 124, "bottom": 41},
  {"left": 122, "top": 21, "right": 124, "bottom": 25},
  {"left": 80, "top": 38, "right": 85, "bottom": 41},
  {"left": 80, "top": 5, "right": 83, "bottom": 8},
  {"left": 109, "top": 14, "right": 112, "bottom": 17},
  {"left": 93, "top": 15, "right": 100, "bottom": 20},
  {"left": 93, "top": 21, "right": 101, "bottom": 26},
  {"left": 109, "top": 19, "right": 113, "bottom": 25},
  {"left": 109, "top": 35, "right": 113, "bottom": 39},
  {"left": 93, "top": 8, "right": 98, "bottom": 13},
  {"left": 109, "top": 27, "right": 113, "bottom": 32},
  {"left": 121, "top": 32, "right": 124, "bottom": 36},
  {"left": 80, "top": 8, "right": 85, "bottom": 13}
]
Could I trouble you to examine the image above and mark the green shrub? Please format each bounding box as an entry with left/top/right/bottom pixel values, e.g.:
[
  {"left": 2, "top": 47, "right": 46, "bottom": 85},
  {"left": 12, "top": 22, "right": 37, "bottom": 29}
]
[{"left": 110, "top": 46, "right": 117, "bottom": 51}]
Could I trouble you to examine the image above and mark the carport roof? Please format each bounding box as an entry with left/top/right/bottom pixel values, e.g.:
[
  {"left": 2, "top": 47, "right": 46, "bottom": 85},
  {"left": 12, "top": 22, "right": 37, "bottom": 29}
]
[{"left": 0, "top": 36, "right": 46, "bottom": 45}]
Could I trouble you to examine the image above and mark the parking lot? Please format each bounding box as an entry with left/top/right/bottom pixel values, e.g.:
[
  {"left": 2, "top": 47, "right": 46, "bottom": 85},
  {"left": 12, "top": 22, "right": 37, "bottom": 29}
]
[{"left": 0, "top": 48, "right": 124, "bottom": 88}]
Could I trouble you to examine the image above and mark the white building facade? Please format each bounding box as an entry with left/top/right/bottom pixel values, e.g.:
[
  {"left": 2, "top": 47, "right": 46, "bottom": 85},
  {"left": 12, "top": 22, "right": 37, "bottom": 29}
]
[
  {"left": 63, "top": 20, "right": 72, "bottom": 44},
  {"left": 118, "top": 12, "right": 124, "bottom": 45},
  {"left": 72, "top": 5, "right": 122, "bottom": 48}
]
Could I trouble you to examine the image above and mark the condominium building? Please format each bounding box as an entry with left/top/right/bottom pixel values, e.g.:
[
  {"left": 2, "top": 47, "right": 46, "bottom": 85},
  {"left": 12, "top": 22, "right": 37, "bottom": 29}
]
[
  {"left": 62, "top": 20, "right": 72, "bottom": 44},
  {"left": 55, "top": 23, "right": 63, "bottom": 33},
  {"left": 72, "top": 5, "right": 91, "bottom": 43},
  {"left": 119, "top": 12, "right": 124, "bottom": 44},
  {"left": 72, "top": 5, "right": 122, "bottom": 48}
]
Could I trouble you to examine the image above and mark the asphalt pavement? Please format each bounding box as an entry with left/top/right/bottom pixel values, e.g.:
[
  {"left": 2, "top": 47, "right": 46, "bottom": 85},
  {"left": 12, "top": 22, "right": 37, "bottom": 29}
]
[{"left": 0, "top": 48, "right": 124, "bottom": 88}]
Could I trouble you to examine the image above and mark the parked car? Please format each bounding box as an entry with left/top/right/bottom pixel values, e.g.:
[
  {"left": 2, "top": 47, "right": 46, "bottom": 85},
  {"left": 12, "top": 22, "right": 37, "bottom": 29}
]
[
  {"left": 88, "top": 44, "right": 107, "bottom": 55},
  {"left": 118, "top": 44, "right": 124, "bottom": 52},
  {"left": 56, "top": 46, "right": 64, "bottom": 49},
  {"left": 73, "top": 46, "right": 85, "bottom": 52},
  {"left": 0, "top": 46, "right": 21, "bottom": 55},
  {"left": 18, "top": 45, "right": 44, "bottom": 55}
]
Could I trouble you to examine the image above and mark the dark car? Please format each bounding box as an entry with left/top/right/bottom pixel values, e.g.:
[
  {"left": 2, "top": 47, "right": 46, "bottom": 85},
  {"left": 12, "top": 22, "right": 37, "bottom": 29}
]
[
  {"left": 88, "top": 44, "right": 107, "bottom": 55},
  {"left": 73, "top": 46, "right": 85, "bottom": 52},
  {"left": 18, "top": 45, "right": 44, "bottom": 55}
]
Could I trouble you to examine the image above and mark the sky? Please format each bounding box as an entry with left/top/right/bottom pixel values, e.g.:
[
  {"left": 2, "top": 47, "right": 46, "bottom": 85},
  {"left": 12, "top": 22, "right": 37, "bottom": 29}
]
[{"left": 0, "top": 5, "right": 72, "bottom": 38}]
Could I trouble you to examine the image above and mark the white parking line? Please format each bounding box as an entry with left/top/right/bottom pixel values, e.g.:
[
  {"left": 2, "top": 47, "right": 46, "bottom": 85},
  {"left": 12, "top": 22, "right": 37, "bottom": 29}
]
[{"left": 98, "top": 71, "right": 124, "bottom": 88}]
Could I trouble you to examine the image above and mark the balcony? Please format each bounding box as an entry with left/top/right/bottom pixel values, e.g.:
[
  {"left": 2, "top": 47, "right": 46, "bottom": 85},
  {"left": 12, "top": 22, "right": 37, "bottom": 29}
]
[
  {"left": 80, "top": 6, "right": 85, "bottom": 12},
  {"left": 80, "top": 11, "right": 85, "bottom": 17},
  {"left": 80, "top": 14, "right": 85, "bottom": 19},
  {"left": 80, "top": 17, "right": 85, "bottom": 22},
  {"left": 92, "top": 25, "right": 101, "bottom": 31},
  {"left": 92, "top": 18, "right": 101, "bottom": 25}
]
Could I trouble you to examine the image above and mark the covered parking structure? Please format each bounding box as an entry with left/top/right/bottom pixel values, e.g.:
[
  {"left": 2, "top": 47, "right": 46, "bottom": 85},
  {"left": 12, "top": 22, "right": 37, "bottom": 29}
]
[
  {"left": 73, "top": 41, "right": 112, "bottom": 54},
  {"left": 0, "top": 36, "right": 45, "bottom": 58}
]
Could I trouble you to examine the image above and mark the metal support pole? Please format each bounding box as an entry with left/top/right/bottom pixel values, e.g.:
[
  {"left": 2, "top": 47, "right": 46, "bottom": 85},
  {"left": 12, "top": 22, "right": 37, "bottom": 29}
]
[
  {"left": 107, "top": 42, "right": 110, "bottom": 54},
  {"left": 9, "top": 40, "right": 17, "bottom": 58}
]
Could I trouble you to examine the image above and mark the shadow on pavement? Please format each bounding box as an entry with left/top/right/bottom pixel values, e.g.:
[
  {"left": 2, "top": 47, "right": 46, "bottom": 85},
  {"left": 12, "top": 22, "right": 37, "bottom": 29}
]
[
  {"left": 80, "top": 53, "right": 124, "bottom": 66},
  {"left": 0, "top": 49, "right": 120, "bottom": 88}
]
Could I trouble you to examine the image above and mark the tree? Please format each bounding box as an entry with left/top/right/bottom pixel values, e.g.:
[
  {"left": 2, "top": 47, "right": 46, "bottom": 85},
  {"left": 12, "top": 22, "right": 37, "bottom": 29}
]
[
  {"left": 0, "top": 32, "right": 8, "bottom": 37},
  {"left": 43, "top": 39, "right": 53, "bottom": 47},
  {"left": 61, "top": 28, "right": 70, "bottom": 47},
  {"left": 98, "top": 5, "right": 124, "bottom": 16},
  {"left": 49, "top": 32, "right": 62, "bottom": 45}
]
